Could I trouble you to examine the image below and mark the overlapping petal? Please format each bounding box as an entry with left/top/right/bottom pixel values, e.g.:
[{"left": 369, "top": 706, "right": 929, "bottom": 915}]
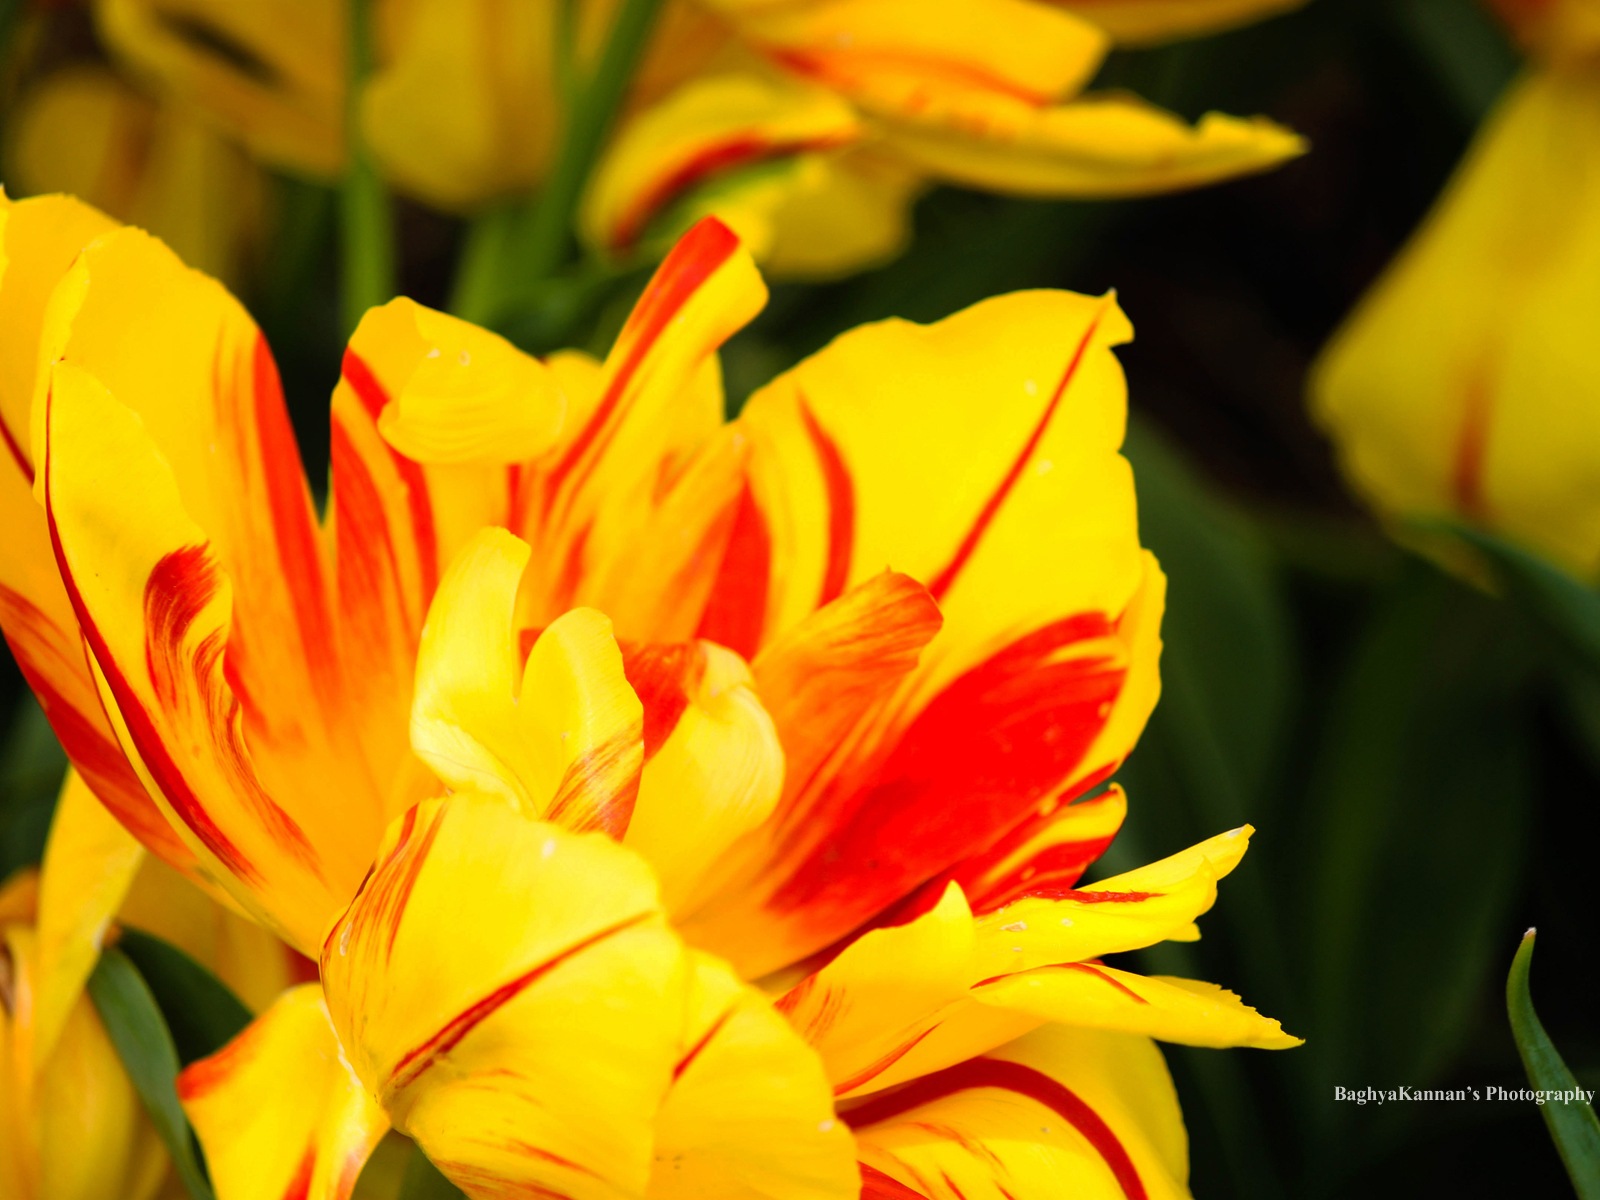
[
  {"left": 847, "top": 1026, "right": 1191, "bottom": 1200},
  {"left": 178, "top": 986, "right": 389, "bottom": 1200}
]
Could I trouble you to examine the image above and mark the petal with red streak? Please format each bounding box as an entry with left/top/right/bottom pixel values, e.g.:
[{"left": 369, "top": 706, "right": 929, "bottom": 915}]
[
  {"left": 320, "top": 795, "right": 689, "bottom": 1200},
  {"left": 179, "top": 985, "right": 389, "bottom": 1200}
]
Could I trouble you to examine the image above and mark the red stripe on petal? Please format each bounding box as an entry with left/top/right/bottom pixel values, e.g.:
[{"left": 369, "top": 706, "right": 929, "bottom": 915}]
[
  {"left": 329, "top": 415, "right": 407, "bottom": 645},
  {"left": 800, "top": 395, "right": 855, "bottom": 608},
  {"left": 844, "top": 1058, "right": 1148, "bottom": 1200},
  {"left": 610, "top": 132, "right": 853, "bottom": 252},
  {"left": 547, "top": 728, "right": 642, "bottom": 838},
  {"left": 860, "top": 1164, "right": 933, "bottom": 1199},
  {"left": 177, "top": 1013, "right": 273, "bottom": 1102},
  {"left": 672, "top": 1005, "right": 735, "bottom": 1083},
  {"left": 387, "top": 912, "right": 655, "bottom": 1094},
  {"left": 768, "top": 613, "right": 1125, "bottom": 931},
  {"left": 249, "top": 335, "right": 335, "bottom": 689},
  {"left": 281, "top": 1148, "right": 315, "bottom": 1200},
  {"left": 695, "top": 481, "right": 772, "bottom": 660},
  {"left": 341, "top": 350, "right": 439, "bottom": 601},
  {"left": 545, "top": 218, "right": 741, "bottom": 503},
  {"left": 0, "top": 410, "right": 32, "bottom": 483},
  {"left": 621, "top": 642, "right": 704, "bottom": 759},
  {"left": 831, "top": 1023, "right": 940, "bottom": 1096},
  {"left": 926, "top": 307, "right": 1107, "bottom": 603}
]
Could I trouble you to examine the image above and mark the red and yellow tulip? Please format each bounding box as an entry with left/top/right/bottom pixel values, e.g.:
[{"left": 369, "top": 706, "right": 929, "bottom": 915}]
[
  {"left": 0, "top": 191, "right": 1295, "bottom": 1198},
  {"left": 1311, "top": 1, "right": 1600, "bottom": 577}
]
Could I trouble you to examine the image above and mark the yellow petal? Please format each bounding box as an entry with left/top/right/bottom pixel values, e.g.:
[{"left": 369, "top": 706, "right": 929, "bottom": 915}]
[
  {"left": 95, "top": 0, "right": 345, "bottom": 176},
  {"left": 321, "top": 795, "right": 690, "bottom": 1200},
  {"left": 0, "top": 192, "right": 192, "bottom": 874},
  {"left": 7, "top": 67, "right": 266, "bottom": 285},
  {"left": 1311, "top": 67, "right": 1600, "bottom": 577},
  {"left": 776, "top": 885, "right": 976, "bottom": 1097},
  {"left": 1046, "top": 0, "right": 1307, "bottom": 45},
  {"left": 582, "top": 73, "right": 864, "bottom": 254},
  {"left": 650, "top": 951, "right": 857, "bottom": 1200},
  {"left": 710, "top": 0, "right": 1110, "bottom": 113},
  {"left": 373, "top": 301, "right": 566, "bottom": 466},
  {"left": 976, "top": 965, "right": 1300, "bottom": 1049},
  {"left": 41, "top": 360, "right": 360, "bottom": 953},
  {"left": 847, "top": 1025, "right": 1190, "bottom": 1200},
  {"left": 179, "top": 985, "right": 390, "bottom": 1200},
  {"left": 881, "top": 90, "right": 1306, "bottom": 198},
  {"left": 971, "top": 826, "right": 1252, "bottom": 975},
  {"left": 621, "top": 639, "right": 786, "bottom": 917},
  {"left": 31, "top": 769, "right": 145, "bottom": 1065},
  {"left": 411, "top": 529, "right": 643, "bottom": 835},
  {"left": 362, "top": 0, "right": 558, "bottom": 210},
  {"left": 726, "top": 149, "right": 926, "bottom": 282}
]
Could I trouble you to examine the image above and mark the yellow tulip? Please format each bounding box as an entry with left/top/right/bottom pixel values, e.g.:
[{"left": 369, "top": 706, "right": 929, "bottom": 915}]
[
  {"left": 0, "top": 195, "right": 1296, "bottom": 1199},
  {"left": 1311, "top": 64, "right": 1600, "bottom": 576},
  {"left": 0, "top": 770, "right": 303, "bottom": 1200}
]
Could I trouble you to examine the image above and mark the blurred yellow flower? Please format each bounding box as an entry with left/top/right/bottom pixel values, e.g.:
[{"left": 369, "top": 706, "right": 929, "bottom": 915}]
[
  {"left": 10, "top": 0, "right": 1306, "bottom": 282},
  {"left": 1311, "top": 15, "right": 1600, "bottom": 576}
]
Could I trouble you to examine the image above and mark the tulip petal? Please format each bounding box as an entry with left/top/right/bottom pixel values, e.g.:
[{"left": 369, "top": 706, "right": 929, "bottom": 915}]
[
  {"left": 41, "top": 360, "right": 360, "bottom": 952},
  {"left": 96, "top": 0, "right": 345, "bottom": 176},
  {"left": 32, "top": 770, "right": 145, "bottom": 1065},
  {"left": 179, "top": 985, "right": 390, "bottom": 1200},
  {"left": 8, "top": 67, "right": 266, "bottom": 284},
  {"left": 700, "top": 292, "right": 1161, "bottom": 972},
  {"left": 362, "top": 0, "right": 558, "bottom": 210},
  {"left": 411, "top": 529, "right": 643, "bottom": 835},
  {"left": 975, "top": 966, "right": 1299, "bottom": 1049},
  {"left": 518, "top": 217, "right": 767, "bottom": 626},
  {"left": 776, "top": 885, "right": 976, "bottom": 1096},
  {"left": 330, "top": 300, "right": 535, "bottom": 824},
  {"left": 1045, "top": 0, "right": 1306, "bottom": 45},
  {"left": 846, "top": 1026, "right": 1189, "bottom": 1200},
  {"left": 621, "top": 639, "right": 786, "bottom": 916},
  {"left": 0, "top": 193, "right": 191, "bottom": 872},
  {"left": 1311, "top": 68, "right": 1600, "bottom": 576},
  {"left": 650, "top": 951, "right": 858, "bottom": 1199},
  {"left": 709, "top": 0, "right": 1110, "bottom": 112},
  {"left": 583, "top": 73, "right": 864, "bottom": 254},
  {"left": 321, "top": 795, "right": 689, "bottom": 1200},
  {"left": 881, "top": 90, "right": 1306, "bottom": 198},
  {"left": 972, "top": 827, "right": 1252, "bottom": 976}
]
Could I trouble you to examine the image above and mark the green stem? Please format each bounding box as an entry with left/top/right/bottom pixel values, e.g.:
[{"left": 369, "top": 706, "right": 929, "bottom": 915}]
[
  {"left": 448, "top": 206, "right": 521, "bottom": 324},
  {"left": 513, "top": 0, "right": 665, "bottom": 282},
  {"left": 340, "top": 0, "right": 397, "bottom": 335}
]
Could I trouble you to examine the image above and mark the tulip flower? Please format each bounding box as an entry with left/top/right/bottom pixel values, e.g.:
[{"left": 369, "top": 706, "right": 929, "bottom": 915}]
[
  {"left": 75, "top": 0, "right": 1304, "bottom": 280},
  {"left": 0, "top": 770, "right": 301, "bottom": 1200},
  {"left": 0, "top": 192, "right": 1295, "bottom": 1198},
  {"left": 1311, "top": 10, "right": 1600, "bottom": 577}
]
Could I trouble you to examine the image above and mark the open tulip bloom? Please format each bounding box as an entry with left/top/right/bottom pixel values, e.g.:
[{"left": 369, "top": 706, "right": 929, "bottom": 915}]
[{"left": 0, "top": 192, "right": 1295, "bottom": 1200}]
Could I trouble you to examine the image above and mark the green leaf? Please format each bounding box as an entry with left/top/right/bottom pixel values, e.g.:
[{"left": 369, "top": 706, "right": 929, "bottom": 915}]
[
  {"left": 0, "top": 697, "right": 67, "bottom": 882},
  {"left": 116, "top": 929, "right": 253, "bottom": 1064},
  {"left": 398, "top": 1145, "right": 469, "bottom": 1200},
  {"left": 1422, "top": 520, "right": 1600, "bottom": 673},
  {"left": 86, "top": 947, "right": 215, "bottom": 1200},
  {"left": 1508, "top": 930, "right": 1600, "bottom": 1199},
  {"left": 1297, "top": 562, "right": 1534, "bottom": 1171}
]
